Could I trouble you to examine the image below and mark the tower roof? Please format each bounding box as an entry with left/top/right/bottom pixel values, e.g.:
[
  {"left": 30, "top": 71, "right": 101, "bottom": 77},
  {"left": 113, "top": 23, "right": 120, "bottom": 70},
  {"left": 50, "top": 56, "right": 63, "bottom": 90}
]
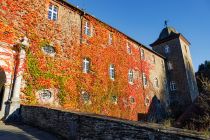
[
  {"left": 158, "top": 26, "right": 178, "bottom": 40},
  {"left": 150, "top": 26, "right": 190, "bottom": 47}
]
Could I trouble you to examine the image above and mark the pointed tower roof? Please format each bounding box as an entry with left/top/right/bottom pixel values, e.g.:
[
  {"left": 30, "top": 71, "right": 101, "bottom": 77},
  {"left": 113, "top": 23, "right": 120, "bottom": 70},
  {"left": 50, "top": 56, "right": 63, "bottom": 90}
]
[{"left": 150, "top": 26, "right": 190, "bottom": 47}]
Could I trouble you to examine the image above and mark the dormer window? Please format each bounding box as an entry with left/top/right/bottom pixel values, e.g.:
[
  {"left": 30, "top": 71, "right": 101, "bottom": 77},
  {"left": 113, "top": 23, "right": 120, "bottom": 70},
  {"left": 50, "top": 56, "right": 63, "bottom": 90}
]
[{"left": 48, "top": 4, "right": 58, "bottom": 21}]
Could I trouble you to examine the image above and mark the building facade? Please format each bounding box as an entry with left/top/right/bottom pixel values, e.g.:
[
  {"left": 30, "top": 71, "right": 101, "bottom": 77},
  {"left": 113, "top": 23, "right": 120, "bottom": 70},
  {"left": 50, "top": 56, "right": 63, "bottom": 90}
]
[{"left": 0, "top": 0, "right": 197, "bottom": 121}]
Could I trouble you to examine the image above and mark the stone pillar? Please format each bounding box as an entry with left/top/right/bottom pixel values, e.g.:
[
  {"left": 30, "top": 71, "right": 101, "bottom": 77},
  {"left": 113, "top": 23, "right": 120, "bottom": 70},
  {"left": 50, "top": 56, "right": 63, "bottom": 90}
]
[{"left": 6, "top": 37, "right": 29, "bottom": 121}]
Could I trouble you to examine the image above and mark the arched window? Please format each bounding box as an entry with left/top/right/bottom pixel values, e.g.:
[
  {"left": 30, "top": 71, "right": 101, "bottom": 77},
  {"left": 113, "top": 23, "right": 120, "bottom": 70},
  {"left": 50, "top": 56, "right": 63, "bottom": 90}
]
[
  {"left": 128, "top": 69, "right": 134, "bottom": 84},
  {"left": 83, "top": 58, "right": 90, "bottom": 73},
  {"left": 109, "top": 64, "right": 115, "bottom": 80},
  {"left": 154, "top": 77, "right": 159, "bottom": 88}
]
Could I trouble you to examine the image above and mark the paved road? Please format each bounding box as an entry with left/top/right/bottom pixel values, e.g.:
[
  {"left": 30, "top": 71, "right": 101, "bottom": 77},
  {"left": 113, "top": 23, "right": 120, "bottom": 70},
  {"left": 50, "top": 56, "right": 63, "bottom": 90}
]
[{"left": 0, "top": 122, "right": 59, "bottom": 140}]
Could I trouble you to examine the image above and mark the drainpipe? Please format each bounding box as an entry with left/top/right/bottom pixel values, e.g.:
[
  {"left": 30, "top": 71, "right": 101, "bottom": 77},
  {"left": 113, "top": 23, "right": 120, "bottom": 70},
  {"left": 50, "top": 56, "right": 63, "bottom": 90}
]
[{"left": 5, "top": 37, "right": 29, "bottom": 121}]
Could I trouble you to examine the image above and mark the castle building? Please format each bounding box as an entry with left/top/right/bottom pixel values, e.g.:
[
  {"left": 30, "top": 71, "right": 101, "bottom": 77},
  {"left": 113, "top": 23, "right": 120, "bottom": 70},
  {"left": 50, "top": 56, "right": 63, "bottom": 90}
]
[{"left": 0, "top": 0, "right": 198, "bottom": 121}]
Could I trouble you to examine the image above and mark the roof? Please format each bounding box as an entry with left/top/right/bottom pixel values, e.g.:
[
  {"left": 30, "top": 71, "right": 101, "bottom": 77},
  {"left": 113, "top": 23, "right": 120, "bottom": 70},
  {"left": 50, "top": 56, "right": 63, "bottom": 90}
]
[
  {"left": 55, "top": 0, "right": 165, "bottom": 59},
  {"left": 150, "top": 26, "right": 191, "bottom": 47}
]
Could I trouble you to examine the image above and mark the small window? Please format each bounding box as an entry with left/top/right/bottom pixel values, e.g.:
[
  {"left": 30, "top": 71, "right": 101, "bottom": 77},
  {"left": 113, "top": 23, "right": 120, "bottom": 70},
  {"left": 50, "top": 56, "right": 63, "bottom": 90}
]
[
  {"left": 81, "top": 91, "right": 90, "bottom": 103},
  {"left": 84, "top": 21, "right": 91, "bottom": 36},
  {"left": 141, "top": 49, "right": 145, "bottom": 60},
  {"left": 145, "top": 97, "right": 150, "bottom": 106},
  {"left": 129, "top": 97, "right": 135, "bottom": 104},
  {"left": 111, "top": 96, "right": 118, "bottom": 104},
  {"left": 167, "top": 62, "right": 173, "bottom": 70},
  {"left": 39, "top": 89, "right": 52, "bottom": 100},
  {"left": 170, "top": 81, "right": 177, "bottom": 91},
  {"left": 109, "top": 64, "right": 115, "bottom": 80},
  {"left": 108, "top": 32, "right": 113, "bottom": 45},
  {"left": 128, "top": 69, "right": 134, "bottom": 84},
  {"left": 42, "top": 45, "right": 56, "bottom": 56},
  {"left": 152, "top": 55, "right": 155, "bottom": 64},
  {"left": 127, "top": 42, "right": 132, "bottom": 54},
  {"left": 142, "top": 73, "right": 147, "bottom": 86},
  {"left": 154, "top": 78, "right": 159, "bottom": 88},
  {"left": 165, "top": 46, "right": 170, "bottom": 54},
  {"left": 48, "top": 4, "right": 58, "bottom": 21},
  {"left": 83, "top": 58, "right": 90, "bottom": 73}
]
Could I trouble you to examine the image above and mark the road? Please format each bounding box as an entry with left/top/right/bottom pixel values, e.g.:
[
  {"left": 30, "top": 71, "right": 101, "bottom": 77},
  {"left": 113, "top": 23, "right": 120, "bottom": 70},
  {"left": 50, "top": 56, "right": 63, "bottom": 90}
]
[{"left": 0, "top": 122, "right": 59, "bottom": 140}]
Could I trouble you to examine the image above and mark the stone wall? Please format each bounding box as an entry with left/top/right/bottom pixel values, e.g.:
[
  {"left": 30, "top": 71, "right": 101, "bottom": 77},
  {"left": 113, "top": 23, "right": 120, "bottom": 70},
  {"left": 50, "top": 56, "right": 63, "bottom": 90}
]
[{"left": 20, "top": 105, "right": 207, "bottom": 140}]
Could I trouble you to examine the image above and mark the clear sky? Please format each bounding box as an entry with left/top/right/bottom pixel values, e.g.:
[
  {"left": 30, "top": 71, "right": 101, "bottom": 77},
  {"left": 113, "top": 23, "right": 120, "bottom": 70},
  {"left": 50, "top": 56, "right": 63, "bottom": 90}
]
[{"left": 68, "top": 0, "right": 210, "bottom": 71}]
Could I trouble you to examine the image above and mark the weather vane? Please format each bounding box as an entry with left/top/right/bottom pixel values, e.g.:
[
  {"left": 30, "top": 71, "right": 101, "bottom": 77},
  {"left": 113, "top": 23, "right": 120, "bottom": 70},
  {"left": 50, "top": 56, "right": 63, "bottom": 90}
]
[{"left": 164, "top": 20, "right": 168, "bottom": 27}]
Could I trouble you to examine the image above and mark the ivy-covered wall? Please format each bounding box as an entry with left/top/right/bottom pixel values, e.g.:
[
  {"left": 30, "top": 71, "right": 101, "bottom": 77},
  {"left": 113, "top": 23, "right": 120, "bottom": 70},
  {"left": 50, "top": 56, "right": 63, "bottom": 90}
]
[{"left": 0, "top": 0, "right": 168, "bottom": 121}]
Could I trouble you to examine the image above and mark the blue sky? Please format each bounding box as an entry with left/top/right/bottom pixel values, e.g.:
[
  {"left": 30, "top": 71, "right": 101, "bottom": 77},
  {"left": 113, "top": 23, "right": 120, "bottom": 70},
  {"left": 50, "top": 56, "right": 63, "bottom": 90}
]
[{"left": 68, "top": 0, "right": 210, "bottom": 71}]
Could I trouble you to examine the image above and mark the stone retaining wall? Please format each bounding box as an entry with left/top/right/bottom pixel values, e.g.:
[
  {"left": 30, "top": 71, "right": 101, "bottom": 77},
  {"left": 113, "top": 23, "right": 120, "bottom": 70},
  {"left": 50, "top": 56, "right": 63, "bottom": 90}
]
[{"left": 20, "top": 105, "right": 207, "bottom": 140}]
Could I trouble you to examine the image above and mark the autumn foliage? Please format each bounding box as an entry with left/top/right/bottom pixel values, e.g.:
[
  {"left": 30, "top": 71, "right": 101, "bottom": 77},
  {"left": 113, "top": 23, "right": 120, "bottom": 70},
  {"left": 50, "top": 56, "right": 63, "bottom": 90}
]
[{"left": 0, "top": 0, "right": 156, "bottom": 121}]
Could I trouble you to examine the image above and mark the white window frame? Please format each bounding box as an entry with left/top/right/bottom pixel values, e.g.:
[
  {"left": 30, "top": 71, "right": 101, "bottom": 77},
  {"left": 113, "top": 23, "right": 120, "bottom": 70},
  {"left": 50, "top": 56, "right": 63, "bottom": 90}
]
[
  {"left": 84, "top": 21, "right": 91, "bottom": 36},
  {"left": 128, "top": 69, "right": 134, "bottom": 84},
  {"left": 165, "top": 45, "right": 170, "bottom": 54},
  {"left": 170, "top": 81, "right": 177, "bottom": 91},
  {"left": 154, "top": 77, "right": 159, "bottom": 88},
  {"left": 109, "top": 64, "right": 115, "bottom": 80},
  {"left": 142, "top": 73, "right": 147, "bottom": 86},
  {"left": 83, "top": 58, "right": 90, "bottom": 73},
  {"left": 48, "top": 4, "right": 58, "bottom": 21}
]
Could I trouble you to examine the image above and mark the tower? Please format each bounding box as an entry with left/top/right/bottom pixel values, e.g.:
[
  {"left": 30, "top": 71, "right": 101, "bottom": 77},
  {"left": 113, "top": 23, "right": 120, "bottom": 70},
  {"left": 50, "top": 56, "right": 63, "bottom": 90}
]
[{"left": 150, "top": 26, "right": 199, "bottom": 117}]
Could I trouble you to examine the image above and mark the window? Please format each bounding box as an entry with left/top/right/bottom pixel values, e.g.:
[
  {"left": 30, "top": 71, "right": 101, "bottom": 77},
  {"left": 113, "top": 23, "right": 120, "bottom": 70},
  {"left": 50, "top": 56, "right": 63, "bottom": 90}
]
[
  {"left": 127, "top": 42, "right": 131, "bottom": 54},
  {"left": 165, "top": 46, "right": 170, "bottom": 54},
  {"left": 48, "top": 4, "right": 58, "bottom": 21},
  {"left": 152, "top": 55, "right": 155, "bottom": 64},
  {"left": 111, "top": 96, "right": 118, "bottom": 104},
  {"left": 167, "top": 61, "right": 173, "bottom": 70},
  {"left": 108, "top": 32, "right": 113, "bottom": 45},
  {"left": 145, "top": 97, "right": 150, "bottom": 106},
  {"left": 81, "top": 91, "right": 90, "bottom": 103},
  {"left": 128, "top": 69, "right": 134, "bottom": 84},
  {"left": 142, "top": 73, "right": 147, "bottom": 86},
  {"left": 83, "top": 58, "right": 90, "bottom": 73},
  {"left": 154, "top": 78, "right": 159, "bottom": 88},
  {"left": 141, "top": 49, "right": 145, "bottom": 60},
  {"left": 42, "top": 45, "right": 56, "bottom": 56},
  {"left": 170, "top": 81, "right": 177, "bottom": 91},
  {"left": 129, "top": 97, "right": 135, "bottom": 104},
  {"left": 109, "top": 64, "right": 115, "bottom": 80},
  {"left": 84, "top": 21, "right": 91, "bottom": 36}
]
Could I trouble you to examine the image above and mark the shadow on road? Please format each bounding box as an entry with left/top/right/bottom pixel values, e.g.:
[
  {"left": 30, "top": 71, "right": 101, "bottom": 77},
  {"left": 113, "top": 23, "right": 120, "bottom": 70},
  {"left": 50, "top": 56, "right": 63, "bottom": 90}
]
[{"left": 0, "top": 122, "right": 60, "bottom": 140}]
